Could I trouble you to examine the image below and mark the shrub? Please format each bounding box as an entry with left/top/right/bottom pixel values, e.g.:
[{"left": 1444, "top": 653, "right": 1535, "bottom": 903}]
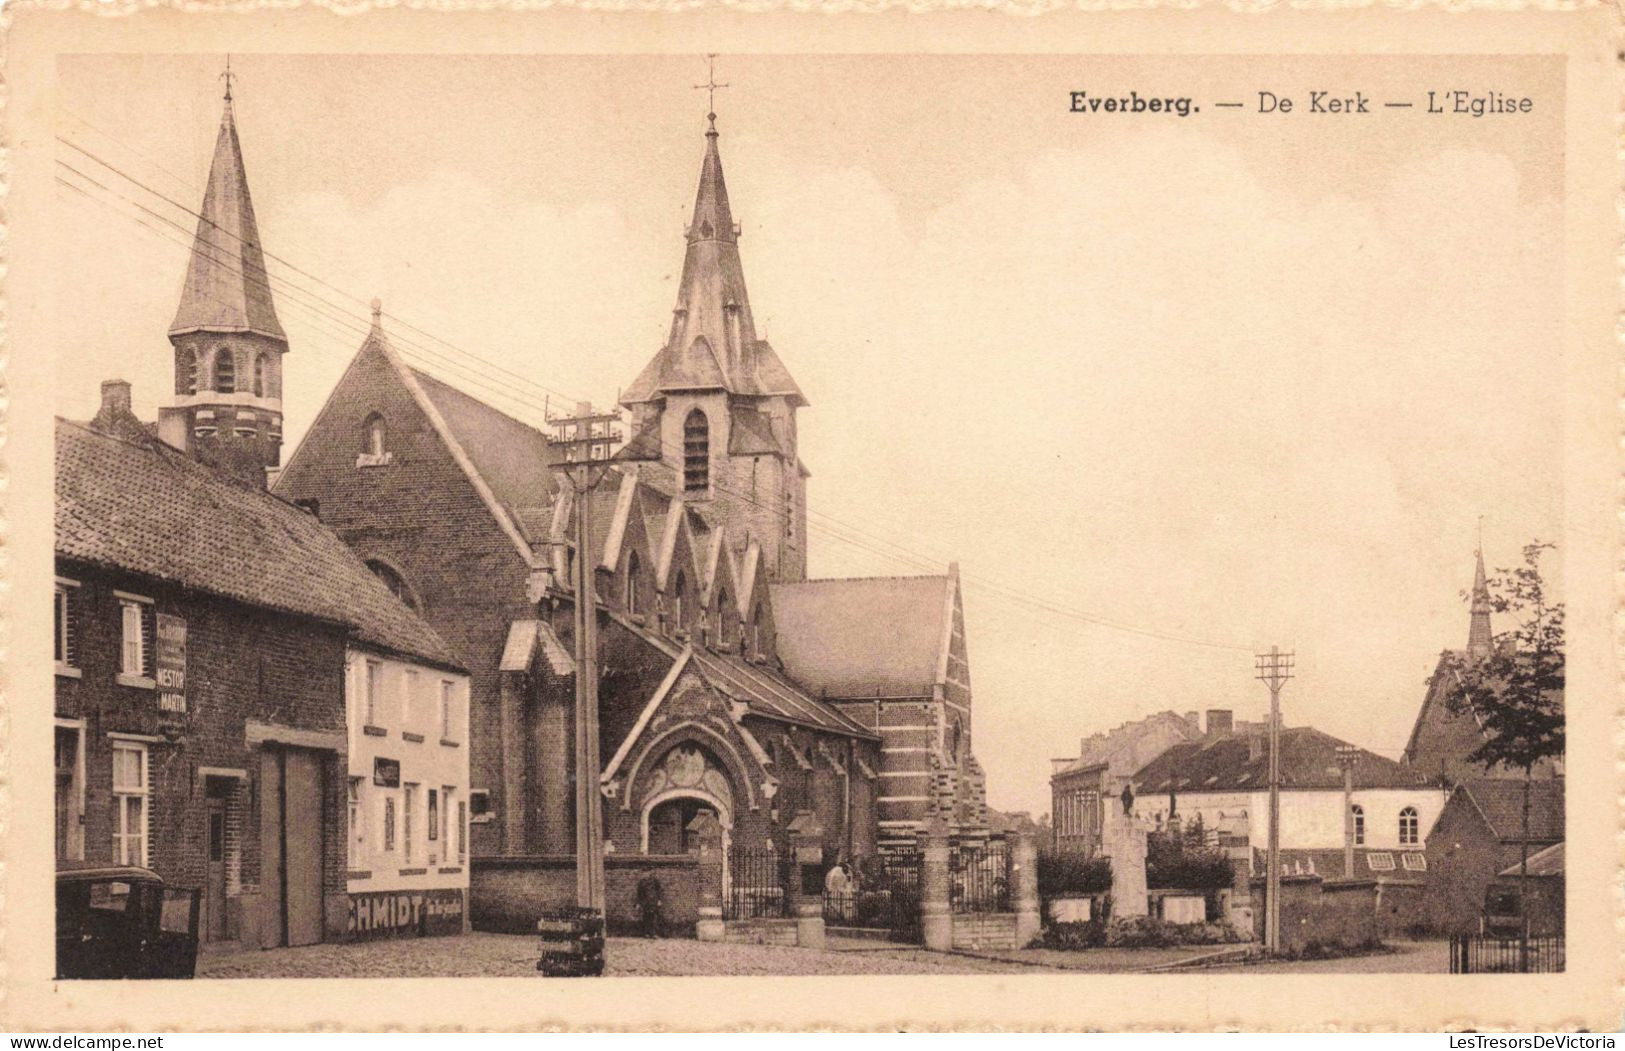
[
  {"left": 1103, "top": 916, "right": 1247, "bottom": 949},
  {"left": 1145, "top": 838, "right": 1236, "bottom": 891},
  {"left": 1037, "top": 851, "right": 1112, "bottom": 896}
]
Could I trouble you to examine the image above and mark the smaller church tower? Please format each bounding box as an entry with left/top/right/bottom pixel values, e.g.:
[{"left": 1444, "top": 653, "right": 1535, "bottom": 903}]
[
  {"left": 621, "top": 107, "right": 810, "bottom": 581},
  {"left": 156, "top": 75, "right": 288, "bottom": 489}
]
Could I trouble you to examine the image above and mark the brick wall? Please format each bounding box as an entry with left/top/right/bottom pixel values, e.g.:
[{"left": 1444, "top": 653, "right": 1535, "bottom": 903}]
[
  {"left": 55, "top": 559, "right": 349, "bottom": 946},
  {"left": 1251, "top": 875, "right": 1381, "bottom": 954},
  {"left": 470, "top": 853, "right": 701, "bottom": 935}
]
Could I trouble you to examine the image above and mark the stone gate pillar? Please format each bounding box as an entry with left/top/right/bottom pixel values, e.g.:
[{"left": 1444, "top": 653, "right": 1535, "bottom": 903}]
[
  {"left": 692, "top": 812, "right": 725, "bottom": 942},
  {"left": 920, "top": 818, "right": 952, "bottom": 952},
  {"left": 787, "top": 813, "right": 826, "bottom": 950},
  {"left": 1011, "top": 831, "right": 1041, "bottom": 947}
]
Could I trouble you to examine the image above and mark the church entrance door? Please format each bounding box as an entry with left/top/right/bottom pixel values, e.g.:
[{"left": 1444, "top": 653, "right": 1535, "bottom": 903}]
[{"left": 646, "top": 797, "right": 715, "bottom": 855}]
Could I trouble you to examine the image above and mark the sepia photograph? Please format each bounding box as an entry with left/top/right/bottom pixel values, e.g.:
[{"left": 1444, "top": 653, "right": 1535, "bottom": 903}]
[{"left": 4, "top": 8, "right": 1618, "bottom": 1032}]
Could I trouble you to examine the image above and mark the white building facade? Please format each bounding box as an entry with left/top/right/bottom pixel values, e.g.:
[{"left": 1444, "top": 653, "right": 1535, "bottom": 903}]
[{"left": 345, "top": 648, "right": 471, "bottom": 940}]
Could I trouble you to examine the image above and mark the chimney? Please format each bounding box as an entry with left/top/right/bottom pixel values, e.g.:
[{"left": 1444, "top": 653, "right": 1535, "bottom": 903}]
[
  {"left": 1183, "top": 711, "right": 1200, "bottom": 731},
  {"left": 1206, "top": 709, "right": 1233, "bottom": 738},
  {"left": 1247, "top": 729, "right": 1265, "bottom": 762},
  {"left": 90, "top": 379, "right": 151, "bottom": 443}
]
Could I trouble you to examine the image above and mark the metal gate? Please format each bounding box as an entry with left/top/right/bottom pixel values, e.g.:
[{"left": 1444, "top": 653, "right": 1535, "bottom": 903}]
[
  {"left": 950, "top": 839, "right": 1009, "bottom": 913},
  {"left": 724, "top": 847, "right": 788, "bottom": 920},
  {"left": 880, "top": 850, "right": 923, "bottom": 943}
]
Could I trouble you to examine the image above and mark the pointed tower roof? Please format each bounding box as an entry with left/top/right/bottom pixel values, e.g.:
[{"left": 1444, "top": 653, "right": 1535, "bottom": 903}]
[
  {"left": 1467, "top": 546, "right": 1493, "bottom": 659},
  {"left": 169, "top": 88, "right": 287, "bottom": 343},
  {"left": 622, "top": 115, "right": 804, "bottom": 408}
]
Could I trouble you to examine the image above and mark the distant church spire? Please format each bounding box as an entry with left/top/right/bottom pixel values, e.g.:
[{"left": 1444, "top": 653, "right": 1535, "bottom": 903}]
[
  {"left": 1467, "top": 541, "right": 1493, "bottom": 660},
  {"left": 169, "top": 71, "right": 285, "bottom": 343}
]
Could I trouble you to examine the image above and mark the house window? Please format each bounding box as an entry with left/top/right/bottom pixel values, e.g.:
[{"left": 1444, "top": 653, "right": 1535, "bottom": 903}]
[
  {"left": 111, "top": 741, "right": 148, "bottom": 867},
  {"left": 440, "top": 680, "right": 457, "bottom": 742},
  {"left": 441, "top": 786, "right": 453, "bottom": 848},
  {"left": 401, "top": 669, "right": 419, "bottom": 732},
  {"left": 213, "top": 347, "right": 236, "bottom": 392},
  {"left": 626, "top": 551, "right": 641, "bottom": 616},
  {"left": 1351, "top": 804, "right": 1365, "bottom": 846},
  {"left": 55, "top": 725, "right": 84, "bottom": 861},
  {"left": 403, "top": 784, "right": 417, "bottom": 864},
  {"left": 469, "top": 789, "right": 493, "bottom": 824},
  {"left": 118, "top": 594, "right": 154, "bottom": 681},
  {"left": 54, "top": 579, "right": 80, "bottom": 672},
  {"left": 253, "top": 354, "right": 268, "bottom": 397},
  {"left": 348, "top": 777, "right": 365, "bottom": 868},
  {"left": 365, "top": 560, "right": 418, "bottom": 611},
  {"left": 428, "top": 788, "right": 440, "bottom": 845},
  {"left": 683, "top": 408, "right": 709, "bottom": 493},
  {"left": 1398, "top": 806, "right": 1420, "bottom": 846},
  {"left": 457, "top": 801, "right": 467, "bottom": 864},
  {"left": 672, "top": 571, "right": 686, "bottom": 632},
  {"left": 363, "top": 659, "right": 382, "bottom": 726},
  {"left": 382, "top": 795, "right": 396, "bottom": 852}
]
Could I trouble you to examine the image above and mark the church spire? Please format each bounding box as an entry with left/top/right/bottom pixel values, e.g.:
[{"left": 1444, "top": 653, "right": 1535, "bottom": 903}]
[
  {"left": 168, "top": 75, "right": 286, "bottom": 343},
  {"left": 1467, "top": 543, "right": 1493, "bottom": 659}
]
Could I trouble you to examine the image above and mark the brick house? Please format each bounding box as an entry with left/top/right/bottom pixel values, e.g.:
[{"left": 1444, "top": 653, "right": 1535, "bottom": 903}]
[
  {"left": 55, "top": 388, "right": 461, "bottom": 950},
  {"left": 1048, "top": 709, "right": 1214, "bottom": 855},
  {"left": 1419, "top": 777, "right": 1564, "bottom": 934},
  {"left": 274, "top": 111, "right": 992, "bottom": 927}
]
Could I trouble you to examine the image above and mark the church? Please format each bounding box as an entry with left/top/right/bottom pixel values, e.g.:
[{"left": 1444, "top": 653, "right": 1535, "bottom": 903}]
[{"left": 267, "top": 101, "right": 990, "bottom": 924}]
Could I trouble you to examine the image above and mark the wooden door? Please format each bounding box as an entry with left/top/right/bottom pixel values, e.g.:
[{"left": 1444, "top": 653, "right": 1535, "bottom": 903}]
[
  {"left": 259, "top": 749, "right": 284, "bottom": 946},
  {"left": 204, "top": 795, "right": 227, "bottom": 941},
  {"left": 282, "top": 749, "right": 325, "bottom": 947}
]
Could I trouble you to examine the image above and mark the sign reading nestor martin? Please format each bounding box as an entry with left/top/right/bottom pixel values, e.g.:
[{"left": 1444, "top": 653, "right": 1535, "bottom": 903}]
[{"left": 155, "top": 613, "right": 187, "bottom": 715}]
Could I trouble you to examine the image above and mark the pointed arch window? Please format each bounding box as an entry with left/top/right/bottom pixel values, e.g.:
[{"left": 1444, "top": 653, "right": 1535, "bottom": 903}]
[
  {"left": 749, "top": 604, "right": 762, "bottom": 659},
  {"left": 671, "top": 571, "right": 687, "bottom": 633},
  {"left": 683, "top": 409, "right": 710, "bottom": 494},
  {"left": 1398, "top": 806, "right": 1419, "bottom": 846},
  {"left": 185, "top": 349, "right": 202, "bottom": 396},
  {"left": 1351, "top": 804, "right": 1365, "bottom": 846},
  {"left": 213, "top": 347, "right": 236, "bottom": 393},
  {"left": 715, "top": 588, "right": 729, "bottom": 648},
  {"left": 626, "top": 550, "right": 642, "bottom": 616},
  {"left": 358, "top": 413, "right": 392, "bottom": 466},
  {"left": 253, "top": 354, "right": 268, "bottom": 397}
]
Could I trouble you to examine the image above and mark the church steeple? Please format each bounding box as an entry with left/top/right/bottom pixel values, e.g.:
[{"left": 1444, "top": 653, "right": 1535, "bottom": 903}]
[
  {"left": 1467, "top": 545, "right": 1493, "bottom": 660},
  {"left": 158, "top": 71, "right": 288, "bottom": 489}
]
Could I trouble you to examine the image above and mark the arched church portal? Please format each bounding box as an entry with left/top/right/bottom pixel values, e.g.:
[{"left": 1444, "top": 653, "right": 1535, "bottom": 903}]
[{"left": 638, "top": 742, "right": 736, "bottom": 855}]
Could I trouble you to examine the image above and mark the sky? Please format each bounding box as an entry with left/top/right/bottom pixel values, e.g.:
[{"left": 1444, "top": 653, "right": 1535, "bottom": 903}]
[{"left": 53, "top": 53, "right": 1565, "bottom": 817}]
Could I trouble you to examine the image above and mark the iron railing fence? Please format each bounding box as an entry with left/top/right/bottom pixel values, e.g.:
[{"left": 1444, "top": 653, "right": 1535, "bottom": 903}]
[{"left": 1449, "top": 933, "right": 1564, "bottom": 973}]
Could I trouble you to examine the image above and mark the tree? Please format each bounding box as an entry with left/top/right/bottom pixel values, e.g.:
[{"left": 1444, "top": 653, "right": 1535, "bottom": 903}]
[{"left": 1442, "top": 541, "right": 1564, "bottom": 943}]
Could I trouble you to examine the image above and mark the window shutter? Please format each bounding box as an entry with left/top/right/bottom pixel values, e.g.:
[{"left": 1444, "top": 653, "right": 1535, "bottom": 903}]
[
  {"left": 142, "top": 605, "right": 157, "bottom": 678},
  {"left": 64, "top": 588, "right": 78, "bottom": 666}
]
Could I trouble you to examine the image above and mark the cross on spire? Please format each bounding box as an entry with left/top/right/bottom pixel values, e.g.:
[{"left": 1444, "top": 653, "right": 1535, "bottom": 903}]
[
  {"left": 694, "top": 54, "right": 729, "bottom": 129},
  {"left": 220, "top": 55, "right": 237, "bottom": 102}
]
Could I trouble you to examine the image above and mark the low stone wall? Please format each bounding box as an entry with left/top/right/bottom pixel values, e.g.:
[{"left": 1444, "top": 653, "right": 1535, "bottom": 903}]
[
  {"left": 1252, "top": 874, "right": 1381, "bottom": 954},
  {"left": 471, "top": 854, "right": 701, "bottom": 936},
  {"left": 722, "top": 919, "right": 800, "bottom": 946},
  {"left": 951, "top": 912, "right": 1019, "bottom": 952}
]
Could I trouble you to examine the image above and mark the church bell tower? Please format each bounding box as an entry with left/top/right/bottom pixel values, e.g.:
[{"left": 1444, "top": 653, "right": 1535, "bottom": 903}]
[{"left": 157, "top": 74, "right": 288, "bottom": 489}]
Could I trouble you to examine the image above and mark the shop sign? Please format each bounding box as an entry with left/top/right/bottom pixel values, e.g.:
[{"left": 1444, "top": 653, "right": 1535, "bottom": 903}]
[
  {"left": 373, "top": 757, "right": 400, "bottom": 787},
  {"left": 347, "top": 889, "right": 464, "bottom": 941},
  {"left": 155, "top": 614, "right": 187, "bottom": 715}
]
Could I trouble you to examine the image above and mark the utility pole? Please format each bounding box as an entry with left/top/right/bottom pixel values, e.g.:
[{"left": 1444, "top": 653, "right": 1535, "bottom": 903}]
[
  {"left": 547, "top": 402, "right": 623, "bottom": 914},
  {"left": 1255, "top": 646, "right": 1294, "bottom": 954},
  {"left": 1334, "top": 744, "right": 1359, "bottom": 880}
]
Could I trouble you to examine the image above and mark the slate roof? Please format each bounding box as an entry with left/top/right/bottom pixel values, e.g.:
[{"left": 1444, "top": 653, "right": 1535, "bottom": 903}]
[
  {"left": 169, "top": 98, "right": 286, "bottom": 343},
  {"left": 769, "top": 575, "right": 951, "bottom": 698},
  {"left": 410, "top": 369, "right": 557, "bottom": 543},
  {"left": 1457, "top": 778, "right": 1565, "bottom": 842},
  {"left": 57, "top": 417, "right": 459, "bottom": 670},
  {"left": 1498, "top": 841, "right": 1564, "bottom": 878},
  {"left": 1132, "top": 727, "right": 1436, "bottom": 793},
  {"left": 689, "top": 647, "right": 876, "bottom": 740}
]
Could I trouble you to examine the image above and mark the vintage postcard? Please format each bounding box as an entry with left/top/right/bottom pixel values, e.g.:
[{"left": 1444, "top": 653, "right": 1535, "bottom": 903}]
[{"left": 1, "top": 3, "right": 1618, "bottom": 1032}]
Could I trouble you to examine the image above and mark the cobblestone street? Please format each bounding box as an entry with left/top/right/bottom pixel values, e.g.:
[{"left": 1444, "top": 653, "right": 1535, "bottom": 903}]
[{"left": 196, "top": 933, "right": 1050, "bottom": 978}]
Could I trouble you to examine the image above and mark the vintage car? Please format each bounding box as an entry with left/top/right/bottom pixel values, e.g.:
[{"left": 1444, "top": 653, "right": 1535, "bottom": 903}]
[{"left": 56, "top": 861, "right": 200, "bottom": 979}]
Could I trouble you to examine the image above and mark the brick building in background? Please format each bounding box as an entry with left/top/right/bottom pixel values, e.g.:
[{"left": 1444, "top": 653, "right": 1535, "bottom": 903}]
[{"left": 54, "top": 87, "right": 464, "bottom": 951}]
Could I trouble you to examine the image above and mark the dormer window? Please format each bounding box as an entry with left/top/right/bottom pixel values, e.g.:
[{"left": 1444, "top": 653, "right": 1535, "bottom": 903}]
[
  {"left": 671, "top": 571, "right": 687, "bottom": 633},
  {"left": 626, "top": 551, "right": 642, "bottom": 617},
  {"left": 358, "top": 413, "right": 392, "bottom": 467},
  {"left": 213, "top": 347, "right": 236, "bottom": 393},
  {"left": 750, "top": 605, "right": 762, "bottom": 659},
  {"left": 683, "top": 409, "right": 709, "bottom": 494},
  {"left": 715, "top": 587, "right": 730, "bottom": 648}
]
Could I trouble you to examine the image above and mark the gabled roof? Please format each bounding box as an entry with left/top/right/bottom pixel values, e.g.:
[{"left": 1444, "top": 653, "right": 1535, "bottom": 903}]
[
  {"left": 169, "top": 95, "right": 286, "bottom": 343},
  {"left": 1455, "top": 778, "right": 1565, "bottom": 843},
  {"left": 1132, "top": 727, "right": 1436, "bottom": 793},
  {"left": 688, "top": 647, "right": 876, "bottom": 740},
  {"left": 770, "top": 572, "right": 957, "bottom": 698},
  {"left": 58, "top": 417, "right": 459, "bottom": 671},
  {"left": 1498, "top": 841, "right": 1564, "bottom": 878},
  {"left": 276, "top": 314, "right": 548, "bottom": 567}
]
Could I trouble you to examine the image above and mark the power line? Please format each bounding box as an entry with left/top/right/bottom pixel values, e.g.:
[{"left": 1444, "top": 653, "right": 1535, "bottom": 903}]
[{"left": 55, "top": 141, "right": 1255, "bottom": 655}]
